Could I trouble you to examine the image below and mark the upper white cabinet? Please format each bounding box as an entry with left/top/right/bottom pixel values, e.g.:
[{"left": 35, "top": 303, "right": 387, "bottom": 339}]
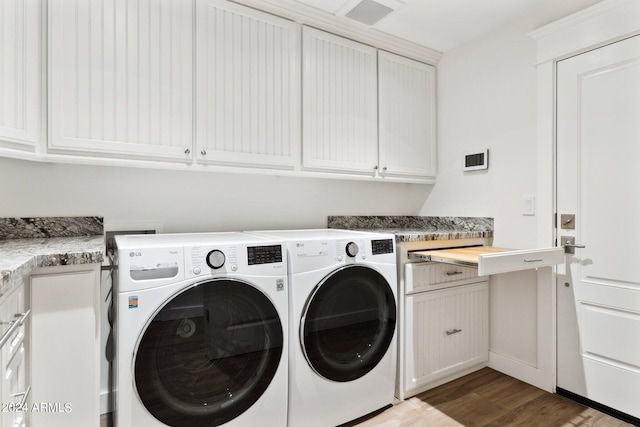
[
  {"left": 48, "top": 0, "right": 193, "bottom": 161},
  {"left": 379, "top": 51, "right": 436, "bottom": 179},
  {"left": 6, "top": 1, "right": 437, "bottom": 181},
  {"left": 196, "top": 0, "right": 300, "bottom": 169},
  {"left": 0, "top": 0, "right": 41, "bottom": 151},
  {"left": 302, "top": 27, "right": 436, "bottom": 181},
  {"left": 302, "top": 27, "right": 378, "bottom": 174}
]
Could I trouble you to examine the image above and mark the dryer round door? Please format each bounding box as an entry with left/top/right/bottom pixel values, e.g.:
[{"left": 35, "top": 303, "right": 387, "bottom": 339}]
[
  {"left": 134, "top": 279, "right": 283, "bottom": 427},
  {"left": 301, "top": 265, "right": 396, "bottom": 382}
]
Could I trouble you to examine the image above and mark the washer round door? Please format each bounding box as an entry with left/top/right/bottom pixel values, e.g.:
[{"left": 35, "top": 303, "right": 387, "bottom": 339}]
[
  {"left": 301, "top": 265, "right": 396, "bottom": 382},
  {"left": 134, "top": 279, "right": 283, "bottom": 427}
]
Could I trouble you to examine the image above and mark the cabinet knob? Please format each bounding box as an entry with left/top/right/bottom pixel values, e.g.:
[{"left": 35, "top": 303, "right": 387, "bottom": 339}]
[
  {"left": 373, "top": 165, "right": 379, "bottom": 171},
  {"left": 201, "top": 149, "right": 207, "bottom": 156},
  {"left": 382, "top": 166, "right": 388, "bottom": 172},
  {"left": 184, "top": 148, "right": 191, "bottom": 155}
]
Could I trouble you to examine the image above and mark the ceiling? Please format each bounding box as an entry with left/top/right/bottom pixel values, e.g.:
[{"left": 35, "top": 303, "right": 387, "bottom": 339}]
[{"left": 291, "top": 0, "right": 590, "bottom": 52}]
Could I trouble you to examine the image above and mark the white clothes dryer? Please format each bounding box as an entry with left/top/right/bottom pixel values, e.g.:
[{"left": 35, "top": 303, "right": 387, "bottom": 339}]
[
  {"left": 114, "top": 232, "right": 288, "bottom": 427},
  {"left": 249, "top": 229, "right": 397, "bottom": 427}
]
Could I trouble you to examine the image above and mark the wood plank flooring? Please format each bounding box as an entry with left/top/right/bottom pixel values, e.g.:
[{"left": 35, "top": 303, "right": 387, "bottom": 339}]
[
  {"left": 345, "top": 368, "right": 634, "bottom": 427},
  {"left": 101, "top": 368, "right": 634, "bottom": 426}
]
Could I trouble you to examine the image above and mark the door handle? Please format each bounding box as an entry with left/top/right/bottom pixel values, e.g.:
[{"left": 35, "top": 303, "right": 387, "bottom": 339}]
[{"left": 561, "top": 236, "right": 585, "bottom": 254}]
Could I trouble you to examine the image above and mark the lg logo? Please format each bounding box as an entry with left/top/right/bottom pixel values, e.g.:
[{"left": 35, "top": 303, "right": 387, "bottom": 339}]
[{"left": 129, "top": 252, "right": 142, "bottom": 257}]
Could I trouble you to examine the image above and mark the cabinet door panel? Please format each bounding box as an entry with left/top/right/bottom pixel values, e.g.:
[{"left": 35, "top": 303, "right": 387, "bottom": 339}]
[
  {"left": 3, "top": 344, "right": 26, "bottom": 427},
  {"left": 404, "top": 282, "right": 488, "bottom": 394},
  {"left": 302, "top": 26, "right": 377, "bottom": 173},
  {"left": 49, "top": 0, "right": 193, "bottom": 160},
  {"left": 379, "top": 51, "right": 436, "bottom": 178},
  {"left": 31, "top": 270, "right": 100, "bottom": 427},
  {"left": 0, "top": 0, "right": 40, "bottom": 150},
  {"left": 196, "top": 0, "right": 300, "bottom": 168}
]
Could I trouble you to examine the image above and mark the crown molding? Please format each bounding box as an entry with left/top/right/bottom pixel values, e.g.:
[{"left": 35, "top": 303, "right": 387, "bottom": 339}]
[{"left": 528, "top": 0, "right": 640, "bottom": 63}]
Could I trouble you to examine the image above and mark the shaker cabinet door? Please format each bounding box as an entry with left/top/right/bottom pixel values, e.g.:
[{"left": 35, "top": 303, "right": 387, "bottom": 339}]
[
  {"left": 378, "top": 51, "right": 436, "bottom": 179},
  {"left": 48, "top": 0, "right": 193, "bottom": 161},
  {"left": 196, "top": 0, "right": 300, "bottom": 169},
  {"left": 302, "top": 26, "right": 378, "bottom": 174}
]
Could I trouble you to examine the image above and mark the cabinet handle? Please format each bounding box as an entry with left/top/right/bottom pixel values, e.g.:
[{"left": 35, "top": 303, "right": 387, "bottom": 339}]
[
  {"left": 523, "top": 258, "right": 543, "bottom": 263},
  {"left": 0, "top": 310, "right": 30, "bottom": 350},
  {"left": 446, "top": 328, "right": 462, "bottom": 336},
  {"left": 184, "top": 148, "right": 191, "bottom": 155},
  {"left": 201, "top": 149, "right": 207, "bottom": 156},
  {"left": 11, "top": 386, "right": 31, "bottom": 407},
  {"left": 446, "top": 271, "right": 463, "bottom": 276}
]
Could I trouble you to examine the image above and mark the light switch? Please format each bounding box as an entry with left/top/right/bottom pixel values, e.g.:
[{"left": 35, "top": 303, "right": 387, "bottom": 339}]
[{"left": 523, "top": 196, "right": 535, "bottom": 216}]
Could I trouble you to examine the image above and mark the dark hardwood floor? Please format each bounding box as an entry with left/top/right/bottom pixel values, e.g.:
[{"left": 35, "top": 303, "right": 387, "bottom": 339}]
[{"left": 101, "top": 368, "right": 634, "bottom": 426}]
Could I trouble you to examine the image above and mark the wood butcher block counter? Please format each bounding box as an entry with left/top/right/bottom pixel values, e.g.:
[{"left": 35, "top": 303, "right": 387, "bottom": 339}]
[
  {"left": 407, "top": 245, "right": 564, "bottom": 276},
  {"left": 327, "top": 216, "right": 563, "bottom": 276},
  {"left": 410, "top": 246, "right": 513, "bottom": 265}
]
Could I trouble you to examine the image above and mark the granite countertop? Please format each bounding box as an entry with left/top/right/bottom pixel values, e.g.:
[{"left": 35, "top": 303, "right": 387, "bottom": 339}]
[
  {"left": 328, "top": 216, "right": 494, "bottom": 242},
  {"left": 0, "top": 217, "right": 105, "bottom": 297}
]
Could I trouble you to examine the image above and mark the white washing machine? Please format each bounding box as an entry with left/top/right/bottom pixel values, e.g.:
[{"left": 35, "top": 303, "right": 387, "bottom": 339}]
[
  {"left": 114, "top": 232, "right": 288, "bottom": 427},
  {"left": 249, "top": 229, "right": 398, "bottom": 427}
]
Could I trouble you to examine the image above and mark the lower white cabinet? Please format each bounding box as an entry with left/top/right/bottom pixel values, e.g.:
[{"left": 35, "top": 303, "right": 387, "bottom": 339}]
[
  {"left": 402, "top": 262, "right": 488, "bottom": 398},
  {"left": 30, "top": 265, "right": 100, "bottom": 427},
  {"left": 3, "top": 344, "right": 27, "bottom": 427},
  {"left": 0, "top": 283, "right": 28, "bottom": 427}
]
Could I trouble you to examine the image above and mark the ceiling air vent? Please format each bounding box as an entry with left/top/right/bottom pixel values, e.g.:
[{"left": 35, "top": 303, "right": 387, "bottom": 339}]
[{"left": 337, "top": 0, "right": 403, "bottom": 26}]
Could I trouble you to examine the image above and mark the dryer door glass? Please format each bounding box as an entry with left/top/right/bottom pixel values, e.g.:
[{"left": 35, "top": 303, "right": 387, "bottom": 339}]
[
  {"left": 134, "top": 279, "right": 283, "bottom": 427},
  {"left": 302, "top": 265, "right": 396, "bottom": 382}
]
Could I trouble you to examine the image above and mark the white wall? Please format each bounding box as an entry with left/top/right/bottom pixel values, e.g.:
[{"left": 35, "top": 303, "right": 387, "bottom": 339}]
[
  {"left": 422, "top": 0, "right": 601, "bottom": 249},
  {"left": 1, "top": 157, "right": 429, "bottom": 231},
  {"left": 423, "top": 0, "right": 602, "bottom": 391}
]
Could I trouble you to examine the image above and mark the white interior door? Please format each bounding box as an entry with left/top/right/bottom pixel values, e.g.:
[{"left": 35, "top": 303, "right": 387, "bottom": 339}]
[{"left": 556, "top": 35, "right": 640, "bottom": 421}]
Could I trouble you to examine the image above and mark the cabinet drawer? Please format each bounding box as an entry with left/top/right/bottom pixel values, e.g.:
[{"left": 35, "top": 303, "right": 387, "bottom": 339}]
[
  {"left": 0, "top": 287, "right": 26, "bottom": 364},
  {"left": 405, "top": 262, "right": 478, "bottom": 293},
  {"left": 3, "top": 343, "right": 27, "bottom": 427},
  {"left": 409, "top": 246, "right": 564, "bottom": 276}
]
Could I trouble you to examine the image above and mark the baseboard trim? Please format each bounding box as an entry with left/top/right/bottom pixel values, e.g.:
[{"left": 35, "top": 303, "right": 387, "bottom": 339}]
[
  {"left": 488, "top": 351, "right": 553, "bottom": 392},
  {"left": 556, "top": 387, "right": 640, "bottom": 426}
]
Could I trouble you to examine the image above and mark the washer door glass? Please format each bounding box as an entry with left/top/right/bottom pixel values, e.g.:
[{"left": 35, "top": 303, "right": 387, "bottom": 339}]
[
  {"left": 301, "top": 265, "right": 396, "bottom": 382},
  {"left": 134, "top": 279, "right": 283, "bottom": 427}
]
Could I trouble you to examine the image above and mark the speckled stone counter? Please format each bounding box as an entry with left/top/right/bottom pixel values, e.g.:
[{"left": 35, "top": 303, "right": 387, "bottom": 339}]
[
  {"left": 328, "top": 216, "right": 494, "bottom": 242},
  {"left": 0, "top": 217, "right": 104, "bottom": 297}
]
